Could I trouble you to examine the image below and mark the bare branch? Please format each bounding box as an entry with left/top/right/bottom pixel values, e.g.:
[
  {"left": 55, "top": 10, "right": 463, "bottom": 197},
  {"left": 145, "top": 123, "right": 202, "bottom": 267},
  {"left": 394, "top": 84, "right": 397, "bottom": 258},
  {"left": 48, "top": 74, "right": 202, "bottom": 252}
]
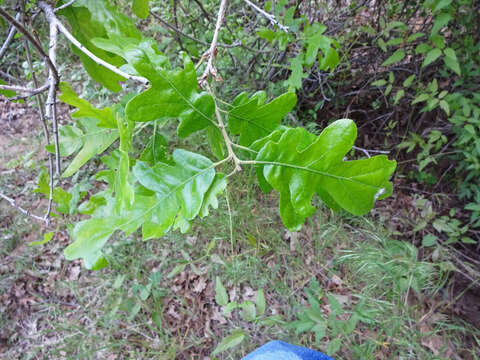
[
  {"left": 0, "top": 83, "right": 49, "bottom": 98},
  {"left": 0, "top": 70, "right": 18, "bottom": 83},
  {"left": 200, "top": 0, "right": 228, "bottom": 85},
  {"left": 0, "top": 12, "right": 21, "bottom": 61},
  {"left": 39, "top": 1, "right": 61, "bottom": 176},
  {"left": 54, "top": 0, "right": 76, "bottom": 12},
  {"left": 0, "top": 193, "right": 48, "bottom": 223},
  {"left": 150, "top": 11, "right": 240, "bottom": 49},
  {"left": 243, "top": 0, "right": 289, "bottom": 33},
  {"left": 352, "top": 146, "right": 390, "bottom": 158},
  {"left": 23, "top": 8, "right": 55, "bottom": 222},
  {"left": 0, "top": 7, "right": 60, "bottom": 83}
]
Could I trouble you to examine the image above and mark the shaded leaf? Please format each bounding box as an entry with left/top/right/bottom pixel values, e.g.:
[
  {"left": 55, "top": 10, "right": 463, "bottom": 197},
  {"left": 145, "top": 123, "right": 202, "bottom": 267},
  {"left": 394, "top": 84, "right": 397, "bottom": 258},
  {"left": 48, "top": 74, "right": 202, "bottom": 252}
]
[
  {"left": 229, "top": 92, "right": 297, "bottom": 146},
  {"left": 256, "top": 288, "right": 266, "bottom": 315},
  {"left": 381, "top": 49, "right": 405, "bottom": 66},
  {"left": 240, "top": 301, "right": 257, "bottom": 321},
  {"left": 422, "top": 48, "right": 442, "bottom": 68},
  {"left": 215, "top": 276, "right": 229, "bottom": 306},
  {"left": 286, "top": 54, "right": 306, "bottom": 90},
  {"left": 443, "top": 48, "right": 461, "bottom": 75}
]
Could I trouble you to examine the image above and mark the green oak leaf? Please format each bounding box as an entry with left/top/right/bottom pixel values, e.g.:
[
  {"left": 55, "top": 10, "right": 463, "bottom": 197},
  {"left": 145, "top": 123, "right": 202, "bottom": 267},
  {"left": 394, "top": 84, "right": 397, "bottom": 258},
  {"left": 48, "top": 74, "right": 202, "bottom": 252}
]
[
  {"left": 65, "top": 150, "right": 224, "bottom": 269},
  {"left": 286, "top": 54, "right": 306, "bottom": 90},
  {"left": 228, "top": 91, "right": 297, "bottom": 146},
  {"left": 303, "top": 22, "right": 339, "bottom": 71},
  {"left": 60, "top": 118, "right": 119, "bottom": 178},
  {"left": 132, "top": 0, "right": 149, "bottom": 18},
  {"left": 34, "top": 168, "right": 72, "bottom": 214},
  {"left": 125, "top": 51, "right": 214, "bottom": 138},
  {"left": 57, "top": 83, "right": 119, "bottom": 177},
  {"left": 255, "top": 119, "right": 396, "bottom": 230},
  {"left": 58, "top": 82, "right": 116, "bottom": 128}
]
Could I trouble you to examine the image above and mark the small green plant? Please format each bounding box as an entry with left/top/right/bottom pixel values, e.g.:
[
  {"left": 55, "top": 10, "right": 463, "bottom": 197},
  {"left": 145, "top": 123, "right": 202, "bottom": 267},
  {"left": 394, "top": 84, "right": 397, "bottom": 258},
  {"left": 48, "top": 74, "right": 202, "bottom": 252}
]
[{"left": 289, "top": 279, "right": 366, "bottom": 357}]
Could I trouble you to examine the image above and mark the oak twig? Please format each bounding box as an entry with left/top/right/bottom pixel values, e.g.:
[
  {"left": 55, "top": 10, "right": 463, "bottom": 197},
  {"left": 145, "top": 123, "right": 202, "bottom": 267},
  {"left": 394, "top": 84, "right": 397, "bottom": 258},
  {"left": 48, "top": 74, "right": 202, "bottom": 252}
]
[
  {"left": 0, "top": 83, "right": 48, "bottom": 95},
  {"left": 244, "top": 0, "right": 289, "bottom": 33},
  {"left": 54, "top": 0, "right": 76, "bottom": 12},
  {"left": 0, "top": 7, "right": 59, "bottom": 83},
  {"left": 0, "top": 12, "right": 21, "bottom": 61},
  {"left": 199, "top": 0, "right": 228, "bottom": 86},
  {"left": 0, "top": 193, "right": 48, "bottom": 223},
  {"left": 37, "top": 2, "right": 148, "bottom": 85}
]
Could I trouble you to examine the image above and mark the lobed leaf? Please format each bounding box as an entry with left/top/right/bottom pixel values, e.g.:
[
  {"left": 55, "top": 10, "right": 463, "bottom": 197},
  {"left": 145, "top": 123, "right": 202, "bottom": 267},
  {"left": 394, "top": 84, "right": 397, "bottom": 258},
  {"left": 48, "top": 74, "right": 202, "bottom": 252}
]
[
  {"left": 65, "top": 150, "right": 225, "bottom": 269},
  {"left": 124, "top": 51, "right": 215, "bottom": 138},
  {"left": 229, "top": 91, "right": 297, "bottom": 146},
  {"left": 57, "top": 83, "right": 119, "bottom": 177},
  {"left": 58, "top": 0, "right": 141, "bottom": 91},
  {"left": 254, "top": 119, "right": 396, "bottom": 230}
]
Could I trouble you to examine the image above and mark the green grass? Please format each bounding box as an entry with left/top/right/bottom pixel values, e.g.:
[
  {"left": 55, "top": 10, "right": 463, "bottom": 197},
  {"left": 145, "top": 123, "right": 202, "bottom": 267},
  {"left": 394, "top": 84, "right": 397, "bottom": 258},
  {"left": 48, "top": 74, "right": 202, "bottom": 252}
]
[
  {"left": 1, "top": 112, "right": 479, "bottom": 359},
  {"left": 1, "top": 162, "right": 479, "bottom": 359}
]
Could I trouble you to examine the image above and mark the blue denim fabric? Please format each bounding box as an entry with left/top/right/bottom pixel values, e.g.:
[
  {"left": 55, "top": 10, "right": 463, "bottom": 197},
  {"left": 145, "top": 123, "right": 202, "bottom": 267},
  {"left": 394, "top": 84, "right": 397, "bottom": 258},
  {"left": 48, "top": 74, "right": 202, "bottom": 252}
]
[{"left": 242, "top": 341, "right": 334, "bottom": 360}]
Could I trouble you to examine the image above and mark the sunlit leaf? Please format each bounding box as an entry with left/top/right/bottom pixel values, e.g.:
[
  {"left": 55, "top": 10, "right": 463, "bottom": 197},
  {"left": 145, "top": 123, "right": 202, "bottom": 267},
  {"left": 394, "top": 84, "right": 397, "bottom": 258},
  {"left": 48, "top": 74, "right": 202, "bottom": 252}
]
[{"left": 254, "top": 120, "right": 396, "bottom": 230}]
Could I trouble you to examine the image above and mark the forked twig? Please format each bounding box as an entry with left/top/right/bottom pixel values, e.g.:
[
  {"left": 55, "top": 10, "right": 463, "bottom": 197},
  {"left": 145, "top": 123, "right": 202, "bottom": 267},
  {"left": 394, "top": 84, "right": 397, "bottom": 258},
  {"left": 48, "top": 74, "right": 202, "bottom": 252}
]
[
  {"left": 199, "top": 0, "right": 228, "bottom": 86},
  {"left": 0, "top": 7, "right": 59, "bottom": 83}
]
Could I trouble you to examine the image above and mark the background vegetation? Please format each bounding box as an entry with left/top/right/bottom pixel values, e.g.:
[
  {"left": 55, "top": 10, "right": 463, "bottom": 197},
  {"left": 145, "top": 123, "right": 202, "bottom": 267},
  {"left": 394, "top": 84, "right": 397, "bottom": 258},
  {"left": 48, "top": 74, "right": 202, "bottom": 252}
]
[{"left": 0, "top": 0, "right": 479, "bottom": 359}]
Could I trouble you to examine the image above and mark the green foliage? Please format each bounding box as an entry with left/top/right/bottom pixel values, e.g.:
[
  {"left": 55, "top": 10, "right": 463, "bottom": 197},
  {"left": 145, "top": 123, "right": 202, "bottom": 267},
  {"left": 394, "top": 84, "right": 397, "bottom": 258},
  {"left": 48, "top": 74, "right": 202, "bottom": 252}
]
[
  {"left": 56, "top": 83, "right": 119, "bottom": 177},
  {"left": 371, "top": 0, "right": 479, "bottom": 239},
  {"left": 64, "top": 149, "right": 225, "bottom": 269},
  {"left": 132, "top": 0, "right": 149, "bottom": 19},
  {"left": 211, "top": 329, "right": 247, "bottom": 356},
  {"left": 58, "top": 0, "right": 141, "bottom": 91},
  {"left": 289, "top": 279, "right": 363, "bottom": 356},
  {"left": 254, "top": 120, "right": 395, "bottom": 230},
  {"left": 229, "top": 91, "right": 296, "bottom": 146},
  {"left": 1, "top": 0, "right": 395, "bottom": 271}
]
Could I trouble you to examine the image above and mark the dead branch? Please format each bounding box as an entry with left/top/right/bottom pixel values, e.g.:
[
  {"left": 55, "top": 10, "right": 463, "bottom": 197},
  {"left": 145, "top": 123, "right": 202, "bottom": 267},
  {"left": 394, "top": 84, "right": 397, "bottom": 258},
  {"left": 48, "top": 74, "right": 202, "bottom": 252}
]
[
  {"left": 0, "top": 7, "right": 59, "bottom": 83},
  {"left": 38, "top": 1, "right": 61, "bottom": 176},
  {"left": 0, "top": 12, "right": 21, "bottom": 61},
  {"left": 0, "top": 193, "right": 48, "bottom": 223},
  {"left": 199, "top": 0, "right": 228, "bottom": 85}
]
